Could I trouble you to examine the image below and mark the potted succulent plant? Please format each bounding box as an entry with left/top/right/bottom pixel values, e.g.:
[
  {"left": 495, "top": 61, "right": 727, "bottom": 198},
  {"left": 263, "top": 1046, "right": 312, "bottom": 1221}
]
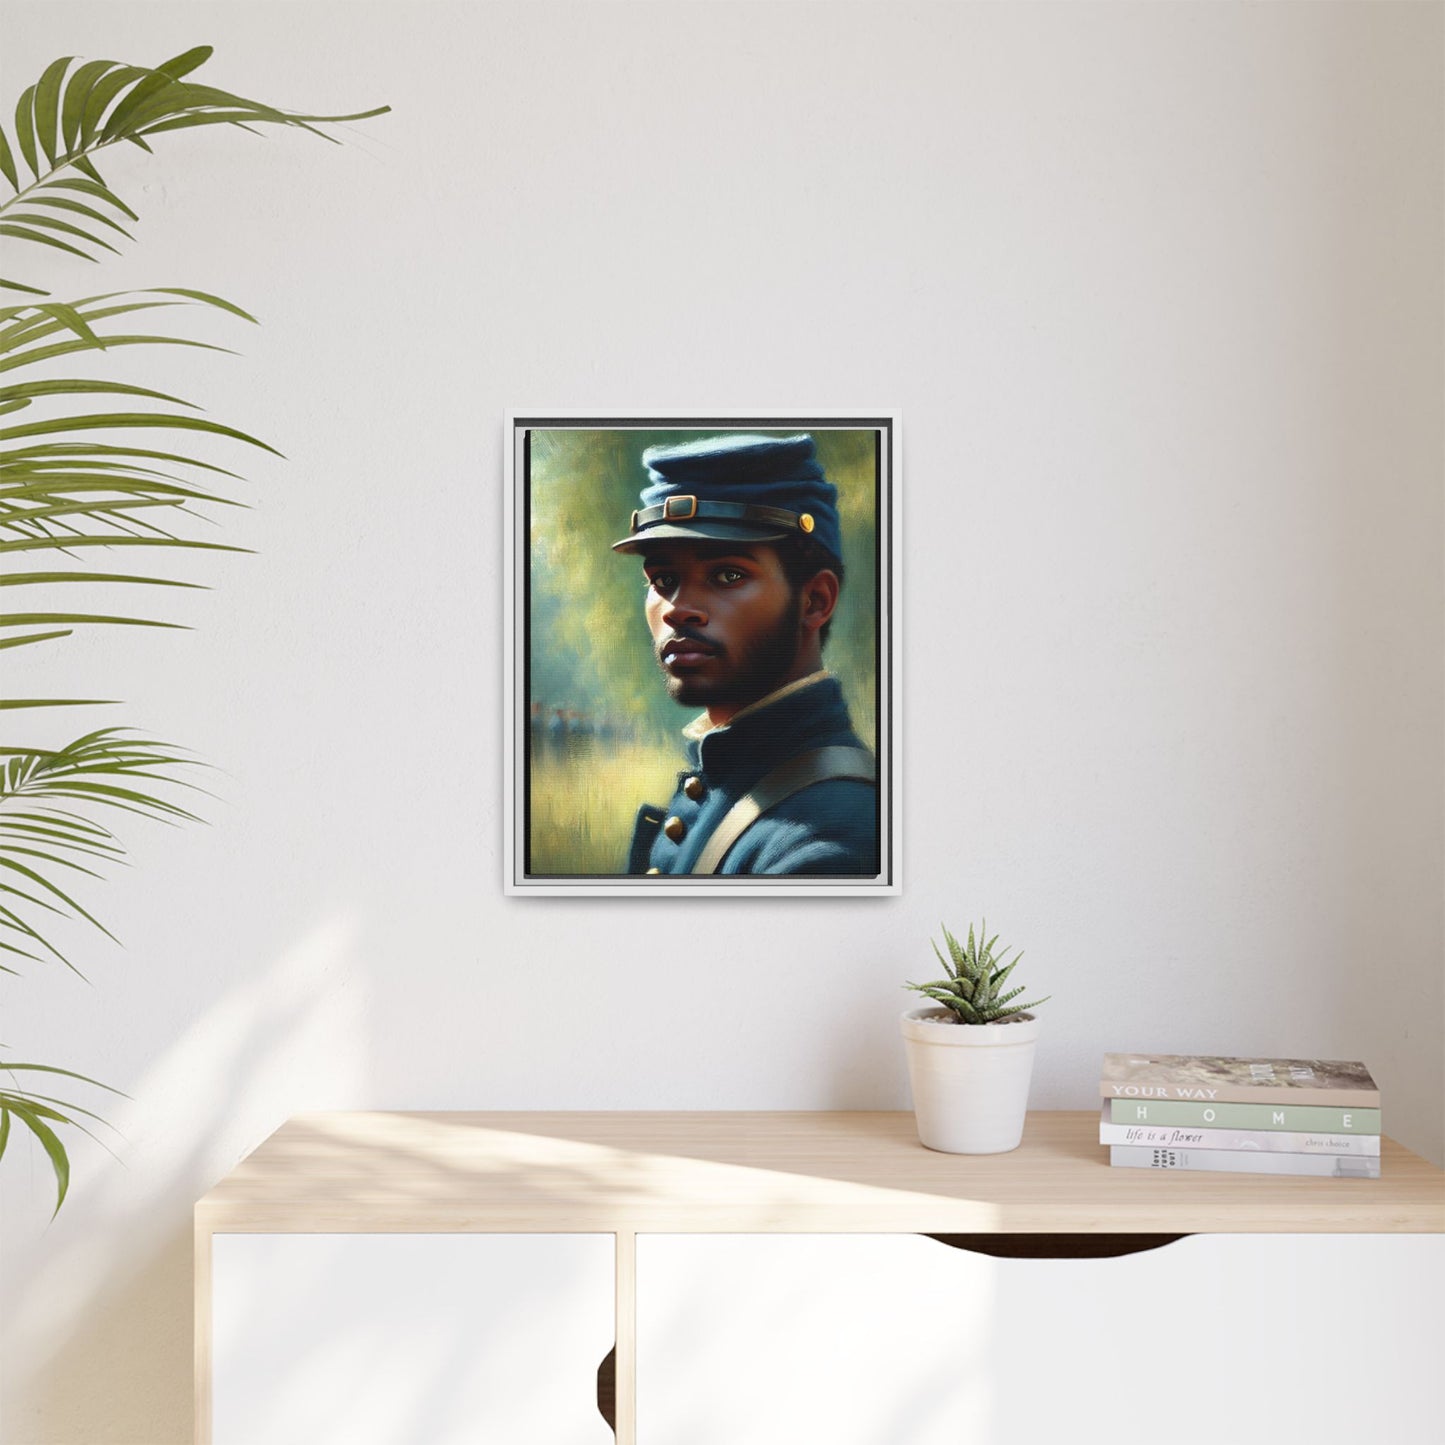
[{"left": 901, "top": 922, "right": 1050, "bottom": 1154}]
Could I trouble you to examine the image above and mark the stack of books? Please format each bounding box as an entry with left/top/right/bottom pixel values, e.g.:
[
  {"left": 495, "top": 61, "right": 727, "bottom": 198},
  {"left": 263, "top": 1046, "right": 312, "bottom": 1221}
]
[{"left": 1099, "top": 1053, "right": 1381, "bottom": 1178}]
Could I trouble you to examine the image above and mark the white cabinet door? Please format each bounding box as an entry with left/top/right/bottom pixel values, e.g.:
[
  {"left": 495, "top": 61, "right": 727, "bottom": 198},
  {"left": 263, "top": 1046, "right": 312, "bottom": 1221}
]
[
  {"left": 638, "top": 1234, "right": 990, "bottom": 1445},
  {"left": 636, "top": 1233, "right": 1445, "bottom": 1445},
  {"left": 213, "top": 1233, "right": 614, "bottom": 1445}
]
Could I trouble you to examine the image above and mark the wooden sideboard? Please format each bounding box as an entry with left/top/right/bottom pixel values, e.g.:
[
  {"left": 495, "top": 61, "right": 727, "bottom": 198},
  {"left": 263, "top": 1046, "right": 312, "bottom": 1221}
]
[{"left": 195, "top": 1111, "right": 1445, "bottom": 1444}]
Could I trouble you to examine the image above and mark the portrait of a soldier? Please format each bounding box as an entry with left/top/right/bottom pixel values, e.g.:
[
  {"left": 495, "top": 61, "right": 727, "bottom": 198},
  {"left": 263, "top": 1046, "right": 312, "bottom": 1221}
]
[{"left": 611, "top": 433, "right": 880, "bottom": 877}]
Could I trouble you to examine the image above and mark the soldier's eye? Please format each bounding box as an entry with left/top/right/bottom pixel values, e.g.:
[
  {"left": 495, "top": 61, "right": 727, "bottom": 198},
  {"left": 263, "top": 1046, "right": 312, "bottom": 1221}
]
[
  {"left": 647, "top": 573, "right": 676, "bottom": 594},
  {"left": 715, "top": 567, "right": 745, "bottom": 585}
]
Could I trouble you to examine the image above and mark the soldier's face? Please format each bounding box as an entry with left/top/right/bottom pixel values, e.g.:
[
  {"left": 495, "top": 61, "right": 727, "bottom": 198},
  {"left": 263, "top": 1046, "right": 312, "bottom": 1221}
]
[{"left": 642, "top": 542, "right": 802, "bottom": 708}]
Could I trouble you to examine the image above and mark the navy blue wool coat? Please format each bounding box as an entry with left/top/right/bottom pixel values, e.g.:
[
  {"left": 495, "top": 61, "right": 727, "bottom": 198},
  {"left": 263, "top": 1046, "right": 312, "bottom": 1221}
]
[{"left": 628, "top": 675, "right": 879, "bottom": 877}]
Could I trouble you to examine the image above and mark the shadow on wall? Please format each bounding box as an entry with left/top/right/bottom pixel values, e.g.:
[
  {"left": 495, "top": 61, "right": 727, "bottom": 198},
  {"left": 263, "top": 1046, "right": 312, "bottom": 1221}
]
[
  {"left": 823, "top": 948, "right": 918, "bottom": 1111},
  {"left": 4, "top": 916, "right": 365, "bottom": 1445}
]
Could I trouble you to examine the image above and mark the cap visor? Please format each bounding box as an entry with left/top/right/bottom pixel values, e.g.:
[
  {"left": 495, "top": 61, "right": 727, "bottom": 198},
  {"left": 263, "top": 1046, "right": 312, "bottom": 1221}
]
[{"left": 611, "top": 520, "right": 792, "bottom": 553}]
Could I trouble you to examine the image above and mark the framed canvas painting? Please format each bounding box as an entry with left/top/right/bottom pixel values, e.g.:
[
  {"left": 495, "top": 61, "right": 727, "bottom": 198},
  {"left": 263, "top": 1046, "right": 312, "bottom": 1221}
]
[{"left": 504, "top": 415, "right": 900, "bottom": 895}]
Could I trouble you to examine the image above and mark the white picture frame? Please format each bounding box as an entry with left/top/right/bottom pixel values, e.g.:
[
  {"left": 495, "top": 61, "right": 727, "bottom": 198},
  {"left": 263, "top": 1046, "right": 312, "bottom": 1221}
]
[{"left": 503, "top": 414, "right": 901, "bottom": 896}]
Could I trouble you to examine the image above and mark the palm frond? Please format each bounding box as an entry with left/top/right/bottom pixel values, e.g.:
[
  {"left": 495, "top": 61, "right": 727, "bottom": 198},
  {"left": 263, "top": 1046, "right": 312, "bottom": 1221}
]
[
  {"left": 0, "top": 288, "right": 263, "bottom": 706},
  {"left": 1, "top": 47, "right": 387, "bottom": 294},
  {"left": 0, "top": 1058, "right": 127, "bottom": 1214},
  {"left": 0, "top": 729, "right": 204, "bottom": 974}
]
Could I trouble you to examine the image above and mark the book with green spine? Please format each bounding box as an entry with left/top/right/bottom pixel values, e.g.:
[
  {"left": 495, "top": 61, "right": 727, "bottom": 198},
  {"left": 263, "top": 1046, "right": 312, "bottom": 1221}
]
[
  {"left": 1107, "top": 1098, "right": 1380, "bottom": 1133},
  {"left": 1097, "top": 1104, "right": 1380, "bottom": 1155}
]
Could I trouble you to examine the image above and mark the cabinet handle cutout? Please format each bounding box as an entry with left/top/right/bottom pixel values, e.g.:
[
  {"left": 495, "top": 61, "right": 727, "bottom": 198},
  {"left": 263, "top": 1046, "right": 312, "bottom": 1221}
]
[
  {"left": 597, "top": 1344, "right": 616, "bottom": 1434},
  {"left": 924, "top": 1233, "right": 1189, "bottom": 1259}
]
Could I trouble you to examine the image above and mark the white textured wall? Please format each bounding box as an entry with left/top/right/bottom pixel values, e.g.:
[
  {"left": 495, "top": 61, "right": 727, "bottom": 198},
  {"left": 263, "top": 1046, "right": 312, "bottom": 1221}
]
[{"left": 2, "top": 2, "right": 1441, "bottom": 1441}]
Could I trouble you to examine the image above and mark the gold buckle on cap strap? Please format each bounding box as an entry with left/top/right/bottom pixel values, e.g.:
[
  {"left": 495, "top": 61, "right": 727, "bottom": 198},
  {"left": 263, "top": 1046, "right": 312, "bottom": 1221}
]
[{"left": 630, "top": 498, "right": 805, "bottom": 535}]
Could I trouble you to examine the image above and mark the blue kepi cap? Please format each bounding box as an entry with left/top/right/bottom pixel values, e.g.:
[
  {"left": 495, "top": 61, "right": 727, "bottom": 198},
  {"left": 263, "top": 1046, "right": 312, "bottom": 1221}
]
[{"left": 611, "top": 432, "right": 843, "bottom": 563}]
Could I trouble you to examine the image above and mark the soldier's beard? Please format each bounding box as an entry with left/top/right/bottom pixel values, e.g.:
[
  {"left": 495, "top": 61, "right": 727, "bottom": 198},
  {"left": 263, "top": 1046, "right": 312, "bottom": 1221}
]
[{"left": 659, "top": 604, "right": 803, "bottom": 709}]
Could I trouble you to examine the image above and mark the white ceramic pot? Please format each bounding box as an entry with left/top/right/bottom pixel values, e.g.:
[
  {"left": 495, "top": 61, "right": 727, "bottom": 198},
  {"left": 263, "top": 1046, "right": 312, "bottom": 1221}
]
[{"left": 900, "top": 1007, "right": 1041, "bottom": 1154}]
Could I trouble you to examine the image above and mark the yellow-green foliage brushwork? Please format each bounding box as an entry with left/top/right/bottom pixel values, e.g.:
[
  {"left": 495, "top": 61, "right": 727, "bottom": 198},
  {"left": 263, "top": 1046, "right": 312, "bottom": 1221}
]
[{"left": 526, "top": 427, "right": 879, "bottom": 875}]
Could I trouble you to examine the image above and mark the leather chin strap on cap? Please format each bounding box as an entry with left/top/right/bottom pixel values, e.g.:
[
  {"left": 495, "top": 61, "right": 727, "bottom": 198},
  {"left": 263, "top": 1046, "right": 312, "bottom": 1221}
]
[
  {"left": 690, "top": 746, "right": 877, "bottom": 875},
  {"left": 629, "top": 497, "right": 807, "bottom": 537}
]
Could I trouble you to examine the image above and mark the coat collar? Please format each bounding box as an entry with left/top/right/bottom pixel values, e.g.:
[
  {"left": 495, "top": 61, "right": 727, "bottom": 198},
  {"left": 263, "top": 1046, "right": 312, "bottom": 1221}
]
[
  {"left": 681, "top": 669, "right": 831, "bottom": 743},
  {"left": 684, "top": 673, "right": 856, "bottom": 781}
]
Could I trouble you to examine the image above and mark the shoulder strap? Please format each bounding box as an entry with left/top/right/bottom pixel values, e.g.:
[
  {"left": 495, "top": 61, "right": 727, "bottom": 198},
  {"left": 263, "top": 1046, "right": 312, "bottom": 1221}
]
[{"left": 691, "top": 745, "right": 877, "bottom": 875}]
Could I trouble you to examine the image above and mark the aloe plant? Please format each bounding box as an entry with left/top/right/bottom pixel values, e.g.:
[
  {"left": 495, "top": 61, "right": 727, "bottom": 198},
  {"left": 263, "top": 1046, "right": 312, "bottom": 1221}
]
[
  {"left": 0, "top": 45, "right": 386, "bottom": 1211},
  {"left": 906, "top": 922, "right": 1050, "bottom": 1025}
]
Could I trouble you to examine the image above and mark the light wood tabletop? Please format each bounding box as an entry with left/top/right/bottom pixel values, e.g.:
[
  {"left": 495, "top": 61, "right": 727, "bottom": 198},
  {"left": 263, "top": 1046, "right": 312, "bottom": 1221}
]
[{"left": 195, "top": 1109, "right": 1444, "bottom": 1235}]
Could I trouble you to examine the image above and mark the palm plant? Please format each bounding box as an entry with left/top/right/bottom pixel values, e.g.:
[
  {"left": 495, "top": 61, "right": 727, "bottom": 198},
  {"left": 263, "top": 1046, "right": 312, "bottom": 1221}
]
[{"left": 0, "top": 45, "right": 386, "bottom": 1211}]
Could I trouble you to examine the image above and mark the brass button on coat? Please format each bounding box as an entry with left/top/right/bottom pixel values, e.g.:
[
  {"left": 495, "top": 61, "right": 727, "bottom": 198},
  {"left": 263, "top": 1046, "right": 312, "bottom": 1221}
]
[
  {"left": 663, "top": 815, "right": 686, "bottom": 843},
  {"left": 683, "top": 776, "right": 705, "bottom": 801}
]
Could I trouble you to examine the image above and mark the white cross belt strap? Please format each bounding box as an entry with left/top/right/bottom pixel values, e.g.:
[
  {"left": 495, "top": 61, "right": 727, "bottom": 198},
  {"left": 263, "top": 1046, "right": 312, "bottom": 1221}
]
[{"left": 690, "top": 745, "right": 877, "bottom": 875}]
